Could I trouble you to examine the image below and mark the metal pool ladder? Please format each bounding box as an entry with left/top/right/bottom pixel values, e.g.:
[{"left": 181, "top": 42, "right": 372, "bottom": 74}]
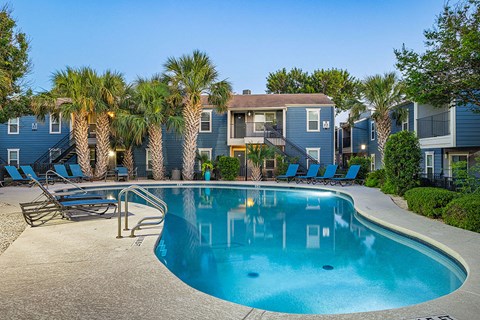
[{"left": 116, "top": 185, "right": 168, "bottom": 239}]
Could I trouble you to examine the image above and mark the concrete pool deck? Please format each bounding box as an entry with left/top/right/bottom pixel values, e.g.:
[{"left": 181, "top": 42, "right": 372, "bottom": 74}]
[{"left": 0, "top": 180, "right": 479, "bottom": 320}]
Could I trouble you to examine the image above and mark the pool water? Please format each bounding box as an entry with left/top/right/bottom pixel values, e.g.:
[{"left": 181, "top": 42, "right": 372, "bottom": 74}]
[{"left": 101, "top": 185, "right": 466, "bottom": 314}]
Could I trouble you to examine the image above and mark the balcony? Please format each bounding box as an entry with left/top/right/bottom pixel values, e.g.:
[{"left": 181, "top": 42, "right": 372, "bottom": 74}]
[
  {"left": 417, "top": 111, "right": 450, "bottom": 139},
  {"left": 229, "top": 122, "right": 284, "bottom": 145}
]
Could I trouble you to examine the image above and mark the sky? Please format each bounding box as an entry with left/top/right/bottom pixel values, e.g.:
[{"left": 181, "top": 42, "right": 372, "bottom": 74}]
[{"left": 12, "top": 0, "right": 446, "bottom": 96}]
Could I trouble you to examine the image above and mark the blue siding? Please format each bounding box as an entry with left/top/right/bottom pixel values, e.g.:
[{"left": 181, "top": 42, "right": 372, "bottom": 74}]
[
  {"left": 366, "top": 118, "right": 382, "bottom": 169},
  {"left": 285, "top": 106, "right": 334, "bottom": 168},
  {"left": 455, "top": 105, "right": 480, "bottom": 147},
  {"left": 0, "top": 115, "right": 70, "bottom": 165},
  {"left": 352, "top": 119, "right": 368, "bottom": 153}
]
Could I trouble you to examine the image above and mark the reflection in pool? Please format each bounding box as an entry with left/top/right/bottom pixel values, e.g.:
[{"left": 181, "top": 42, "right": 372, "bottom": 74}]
[{"left": 102, "top": 185, "right": 466, "bottom": 314}]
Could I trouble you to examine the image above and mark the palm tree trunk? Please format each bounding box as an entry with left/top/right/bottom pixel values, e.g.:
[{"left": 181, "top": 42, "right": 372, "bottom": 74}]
[
  {"left": 94, "top": 112, "right": 110, "bottom": 179},
  {"left": 122, "top": 146, "right": 134, "bottom": 177},
  {"left": 182, "top": 101, "right": 202, "bottom": 180},
  {"left": 149, "top": 124, "right": 165, "bottom": 180},
  {"left": 251, "top": 163, "right": 262, "bottom": 181},
  {"left": 73, "top": 113, "right": 93, "bottom": 177},
  {"left": 376, "top": 115, "right": 392, "bottom": 166}
]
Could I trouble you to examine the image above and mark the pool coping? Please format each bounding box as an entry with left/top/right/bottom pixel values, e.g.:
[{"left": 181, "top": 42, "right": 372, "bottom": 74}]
[{"left": 0, "top": 180, "right": 479, "bottom": 320}]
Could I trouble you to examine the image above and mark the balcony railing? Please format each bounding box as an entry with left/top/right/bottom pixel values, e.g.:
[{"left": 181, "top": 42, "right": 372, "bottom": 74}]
[
  {"left": 417, "top": 111, "right": 450, "bottom": 139},
  {"left": 230, "top": 122, "right": 283, "bottom": 139},
  {"left": 342, "top": 137, "right": 351, "bottom": 148}
]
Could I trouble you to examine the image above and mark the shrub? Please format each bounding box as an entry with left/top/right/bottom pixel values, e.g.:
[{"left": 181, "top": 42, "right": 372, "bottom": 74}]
[
  {"left": 383, "top": 131, "right": 421, "bottom": 196},
  {"left": 218, "top": 156, "right": 239, "bottom": 181},
  {"left": 452, "top": 157, "right": 480, "bottom": 194},
  {"left": 347, "top": 156, "right": 371, "bottom": 180},
  {"left": 443, "top": 194, "right": 480, "bottom": 232},
  {"left": 380, "top": 179, "right": 396, "bottom": 194},
  {"left": 404, "top": 187, "right": 459, "bottom": 218},
  {"left": 365, "top": 169, "right": 385, "bottom": 188},
  {"left": 274, "top": 155, "right": 298, "bottom": 176}
]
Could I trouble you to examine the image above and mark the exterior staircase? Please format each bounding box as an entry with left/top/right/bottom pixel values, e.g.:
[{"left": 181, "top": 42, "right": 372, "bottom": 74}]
[
  {"left": 263, "top": 124, "right": 319, "bottom": 173},
  {"left": 33, "top": 132, "right": 76, "bottom": 172}
]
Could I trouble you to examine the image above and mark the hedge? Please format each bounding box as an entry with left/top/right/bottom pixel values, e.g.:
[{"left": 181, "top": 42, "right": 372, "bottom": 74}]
[
  {"left": 404, "top": 187, "right": 459, "bottom": 218},
  {"left": 218, "top": 156, "right": 240, "bottom": 181},
  {"left": 443, "top": 194, "right": 480, "bottom": 233},
  {"left": 365, "top": 169, "right": 385, "bottom": 188}
]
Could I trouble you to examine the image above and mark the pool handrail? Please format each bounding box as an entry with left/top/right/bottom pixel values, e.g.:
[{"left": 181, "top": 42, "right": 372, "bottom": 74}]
[{"left": 116, "top": 185, "right": 168, "bottom": 239}]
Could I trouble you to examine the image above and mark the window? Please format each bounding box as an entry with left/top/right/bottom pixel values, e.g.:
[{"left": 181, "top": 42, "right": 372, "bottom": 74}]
[
  {"left": 306, "top": 148, "right": 320, "bottom": 168},
  {"left": 307, "top": 109, "right": 320, "bottom": 132},
  {"left": 200, "top": 110, "right": 212, "bottom": 133},
  {"left": 370, "top": 154, "right": 376, "bottom": 171},
  {"left": 402, "top": 109, "right": 409, "bottom": 131},
  {"left": 7, "top": 149, "right": 19, "bottom": 166},
  {"left": 50, "top": 114, "right": 61, "bottom": 134},
  {"left": 197, "top": 148, "right": 212, "bottom": 170},
  {"left": 425, "top": 151, "right": 434, "bottom": 179},
  {"left": 146, "top": 149, "right": 152, "bottom": 171},
  {"left": 370, "top": 121, "right": 375, "bottom": 140},
  {"left": 8, "top": 118, "right": 19, "bottom": 134},
  {"left": 254, "top": 112, "right": 276, "bottom": 132},
  {"left": 49, "top": 148, "right": 62, "bottom": 163}
]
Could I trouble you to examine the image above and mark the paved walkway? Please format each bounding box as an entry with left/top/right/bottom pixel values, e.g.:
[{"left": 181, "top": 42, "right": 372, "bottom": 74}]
[{"left": 0, "top": 181, "right": 479, "bottom": 320}]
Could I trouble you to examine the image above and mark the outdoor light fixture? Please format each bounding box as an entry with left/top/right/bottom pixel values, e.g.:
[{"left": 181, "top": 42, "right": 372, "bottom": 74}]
[
  {"left": 108, "top": 150, "right": 115, "bottom": 157},
  {"left": 247, "top": 111, "right": 252, "bottom": 117},
  {"left": 361, "top": 144, "right": 366, "bottom": 150}
]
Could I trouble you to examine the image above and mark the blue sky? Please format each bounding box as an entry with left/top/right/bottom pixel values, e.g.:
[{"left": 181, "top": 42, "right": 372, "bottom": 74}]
[{"left": 13, "top": 0, "right": 445, "bottom": 94}]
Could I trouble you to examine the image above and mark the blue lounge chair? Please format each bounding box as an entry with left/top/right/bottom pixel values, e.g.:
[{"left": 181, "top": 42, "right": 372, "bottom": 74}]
[
  {"left": 69, "top": 164, "right": 93, "bottom": 181},
  {"left": 5, "top": 166, "right": 31, "bottom": 185},
  {"left": 312, "top": 164, "right": 338, "bottom": 185},
  {"left": 54, "top": 164, "right": 82, "bottom": 181},
  {"left": 275, "top": 164, "right": 299, "bottom": 183},
  {"left": 115, "top": 166, "right": 129, "bottom": 181},
  {"left": 295, "top": 163, "right": 321, "bottom": 184},
  {"left": 330, "top": 165, "right": 361, "bottom": 186},
  {"left": 20, "top": 165, "right": 47, "bottom": 183},
  {"left": 20, "top": 178, "right": 117, "bottom": 226}
]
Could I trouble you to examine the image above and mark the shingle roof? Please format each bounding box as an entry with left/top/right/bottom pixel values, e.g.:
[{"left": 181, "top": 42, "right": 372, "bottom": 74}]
[{"left": 202, "top": 93, "right": 334, "bottom": 109}]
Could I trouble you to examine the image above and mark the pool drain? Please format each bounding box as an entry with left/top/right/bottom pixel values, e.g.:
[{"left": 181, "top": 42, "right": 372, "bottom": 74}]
[
  {"left": 247, "top": 272, "right": 259, "bottom": 278},
  {"left": 322, "top": 265, "right": 334, "bottom": 270}
]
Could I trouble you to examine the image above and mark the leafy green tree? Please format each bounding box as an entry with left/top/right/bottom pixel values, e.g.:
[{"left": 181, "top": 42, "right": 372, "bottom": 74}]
[
  {"left": 383, "top": 131, "right": 421, "bottom": 196},
  {"left": 395, "top": 0, "right": 480, "bottom": 112},
  {"left": 0, "top": 5, "right": 31, "bottom": 122},
  {"left": 164, "top": 50, "right": 232, "bottom": 180},
  {"left": 266, "top": 67, "right": 360, "bottom": 113},
  {"left": 246, "top": 144, "right": 275, "bottom": 181}
]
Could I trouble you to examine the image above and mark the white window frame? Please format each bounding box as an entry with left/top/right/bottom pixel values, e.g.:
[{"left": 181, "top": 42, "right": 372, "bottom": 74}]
[
  {"left": 402, "top": 109, "right": 409, "bottom": 131},
  {"left": 448, "top": 153, "right": 469, "bottom": 177},
  {"left": 7, "top": 149, "right": 19, "bottom": 166},
  {"left": 253, "top": 112, "right": 276, "bottom": 132},
  {"left": 199, "top": 110, "right": 212, "bottom": 133},
  {"left": 306, "top": 147, "right": 320, "bottom": 168},
  {"left": 370, "top": 154, "right": 376, "bottom": 171},
  {"left": 49, "top": 148, "right": 62, "bottom": 163},
  {"left": 370, "top": 121, "right": 375, "bottom": 140},
  {"left": 306, "top": 109, "right": 320, "bottom": 132},
  {"left": 425, "top": 151, "right": 434, "bottom": 176},
  {"left": 49, "top": 114, "right": 62, "bottom": 134},
  {"left": 8, "top": 117, "right": 19, "bottom": 134},
  {"left": 146, "top": 149, "right": 152, "bottom": 171},
  {"left": 197, "top": 148, "right": 212, "bottom": 170}
]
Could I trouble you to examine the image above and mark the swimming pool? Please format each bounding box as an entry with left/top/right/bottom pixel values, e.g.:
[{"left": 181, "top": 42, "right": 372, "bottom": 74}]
[{"left": 98, "top": 184, "right": 466, "bottom": 314}]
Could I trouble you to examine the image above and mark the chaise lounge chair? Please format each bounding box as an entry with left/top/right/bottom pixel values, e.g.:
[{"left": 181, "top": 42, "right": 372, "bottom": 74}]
[
  {"left": 20, "top": 165, "right": 47, "bottom": 183},
  {"left": 20, "top": 178, "right": 117, "bottom": 226},
  {"left": 329, "top": 165, "right": 361, "bottom": 186},
  {"left": 54, "top": 164, "right": 82, "bottom": 182},
  {"left": 295, "top": 163, "right": 320, "bottom": 184},
  {"left": 275, "top": 164, "right": 299, "bottom": 183},
  {"left": 4, "top": 165, "right": 31, "bottom": 185},
  {"left": 312, "top": 164, "right": 338, "bottom": 185},
  {"left": 69, "top": 164, "right": 93, "bottom": 181}
]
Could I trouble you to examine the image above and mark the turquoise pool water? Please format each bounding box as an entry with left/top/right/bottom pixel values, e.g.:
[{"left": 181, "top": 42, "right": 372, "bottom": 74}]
[{"left": 99, "top": 185, "right": 466, "bottom": 314}]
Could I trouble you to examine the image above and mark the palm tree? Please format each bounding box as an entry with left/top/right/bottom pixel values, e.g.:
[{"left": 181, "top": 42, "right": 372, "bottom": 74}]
[
  {"left": 246, "top": 144, "right": 275, "bottom": 181},
  {"left": 163, "top": 50, "right": 232, "bottom": 180},
  {"left": 353, "top": 72, "right": 405, "bottom": 165},
  {"left": 94, "top": 70, "right": 126, "bottom": 179}
]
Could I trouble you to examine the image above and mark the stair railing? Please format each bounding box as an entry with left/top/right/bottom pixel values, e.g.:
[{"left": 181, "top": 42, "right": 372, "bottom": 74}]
[{"left": 33, "top": 131, "right": 75, "bottom": 166}]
